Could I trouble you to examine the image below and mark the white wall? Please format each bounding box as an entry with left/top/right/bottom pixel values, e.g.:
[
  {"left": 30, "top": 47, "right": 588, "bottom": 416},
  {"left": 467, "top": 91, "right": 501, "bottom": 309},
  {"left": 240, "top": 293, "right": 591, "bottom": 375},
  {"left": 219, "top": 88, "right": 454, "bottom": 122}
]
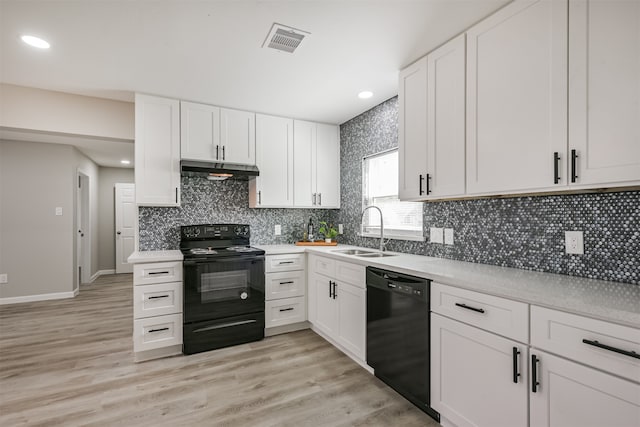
[
  {"left": 0, "top": 83, "right": 134, "bottom": 140},
  {"left": 98, "top": 167, "right": 134, "bottom": 271}
]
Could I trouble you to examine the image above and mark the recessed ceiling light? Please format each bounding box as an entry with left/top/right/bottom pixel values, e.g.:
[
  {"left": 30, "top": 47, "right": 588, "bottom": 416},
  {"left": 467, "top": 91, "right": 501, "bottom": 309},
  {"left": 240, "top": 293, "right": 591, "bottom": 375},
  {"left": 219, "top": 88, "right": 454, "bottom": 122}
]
[
  {"left": 21, "top": 35, "right": 50, "bottom": 49},
  {"left": 120, "top": 160, "right": 131, "bottom": 165},
  {"left": 358, "top": 91, "right": 373, "bottom": 99}
]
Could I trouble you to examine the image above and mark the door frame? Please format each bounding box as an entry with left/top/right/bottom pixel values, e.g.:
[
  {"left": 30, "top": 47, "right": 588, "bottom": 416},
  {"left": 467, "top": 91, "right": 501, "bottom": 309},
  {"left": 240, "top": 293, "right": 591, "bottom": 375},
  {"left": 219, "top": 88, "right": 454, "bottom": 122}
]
[{"left": 76, "top": 171, "right": 91, "bottom": 287}]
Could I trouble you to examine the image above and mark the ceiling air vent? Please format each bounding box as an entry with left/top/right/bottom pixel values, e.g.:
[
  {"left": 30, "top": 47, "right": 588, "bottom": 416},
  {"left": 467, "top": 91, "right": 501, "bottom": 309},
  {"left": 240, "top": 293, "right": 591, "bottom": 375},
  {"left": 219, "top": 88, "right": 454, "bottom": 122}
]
[{"left": 262, "top": 23, "right": 309, "bottom": 53}]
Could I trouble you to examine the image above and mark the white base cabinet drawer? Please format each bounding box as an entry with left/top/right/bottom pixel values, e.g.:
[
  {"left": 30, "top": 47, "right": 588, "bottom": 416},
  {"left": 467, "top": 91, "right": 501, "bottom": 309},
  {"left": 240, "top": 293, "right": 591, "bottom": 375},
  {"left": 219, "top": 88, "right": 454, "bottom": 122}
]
[
  {"left": 531, "top": 305, "right": 640, "bottom": 382},
  {"left": 310, "top": 254, "right": 335, "bottom": 277},
  {"left": 266, "top": 270, "right": 305, "bottom": 300},
  {"left": 133, "top": 313, "right": 183, "bottom": 352},
  {"left": 431, "top": 282, "right": 529, "bottom": 343},
  {"left": 265, "top": 297, "right": 306, "bottom": 328},
  {"left": 134, "top": 282, "right": 183, "bottom": 319},
  {"left": 134, "top": 261, "right": 183, "bottom": 286},
  {"left": 266, "top": 254, "right": 305, "bottom": 273}
]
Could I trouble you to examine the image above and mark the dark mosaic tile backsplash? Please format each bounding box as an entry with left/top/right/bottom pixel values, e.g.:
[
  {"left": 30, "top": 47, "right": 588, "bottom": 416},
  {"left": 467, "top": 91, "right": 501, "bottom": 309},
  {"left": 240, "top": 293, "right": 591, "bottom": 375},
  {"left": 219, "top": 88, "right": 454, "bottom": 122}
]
[{"left": 139, "top": 96, "right": 639, "bottom": 285}]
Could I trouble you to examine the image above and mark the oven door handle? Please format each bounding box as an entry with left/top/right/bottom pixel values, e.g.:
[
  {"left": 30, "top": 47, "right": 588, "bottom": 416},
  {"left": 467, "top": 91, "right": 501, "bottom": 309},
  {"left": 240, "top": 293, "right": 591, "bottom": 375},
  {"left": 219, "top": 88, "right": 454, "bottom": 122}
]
[
  {"left": 193, "top": 319, "right": 257, "bottom": 333},
  {"left": 184, "top": 256, "right": 265, "bottom": 266}
]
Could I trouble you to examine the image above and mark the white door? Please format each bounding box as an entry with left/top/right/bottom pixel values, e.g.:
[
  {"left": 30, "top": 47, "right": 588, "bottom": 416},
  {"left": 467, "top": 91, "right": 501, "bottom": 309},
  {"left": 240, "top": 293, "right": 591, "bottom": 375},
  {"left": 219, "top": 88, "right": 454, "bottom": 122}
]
[
  {"left": 315, "top": 123, "right": 340, "bottom": 208},
  {"left": 220, "top": 108, "right": 255, "bottom": 165},
  {"left": 115, "top": 183, "right": 136, "bottom": 274},
  {"left": 568, "top": 0, "right": 640, "bottom": 186},
  {"left": 466, "top": 0, "right": 568, "bottom": 194},
  {"left": 254, "top": 114, "right": 293, "bottom": 207},
  {"left": 180, "top": 101, "right": 220, "bottom": 161},
  {"left": 398, "top": 56, "right": 428, "bottom": 201},
  {"left": 427, "top": 34, "right": 466, "bottom": 198},
  {"left": 312, "top": 273, "right": 338, "bottom": 337},
  {"left": 293, "top": 120, "right": 315, "bottom": 207},
  {"left": 530, "top": 350, "right": 640, "bottom": 427},
  {"left": 335, "top": 281, "right": 365, "bottom": 360},
  {"left": 431, "top": 313, "right": 529, "bottom": 427}
]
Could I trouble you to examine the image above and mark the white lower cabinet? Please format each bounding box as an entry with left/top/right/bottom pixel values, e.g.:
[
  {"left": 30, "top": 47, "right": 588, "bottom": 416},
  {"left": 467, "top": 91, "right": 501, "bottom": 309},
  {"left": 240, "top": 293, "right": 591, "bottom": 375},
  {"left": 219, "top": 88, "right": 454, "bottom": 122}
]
[
  {"left": 308, "top": 254, "right": 366, "bottom": 362},
  {"left": 133, "top": 313, "right": 183, "bottom": 352},
  {"left": 265, "top": 297, "right": 306, "bottom": 328},
  {"left": 264, "top": 253, "right": 306, "bottom": 335}
]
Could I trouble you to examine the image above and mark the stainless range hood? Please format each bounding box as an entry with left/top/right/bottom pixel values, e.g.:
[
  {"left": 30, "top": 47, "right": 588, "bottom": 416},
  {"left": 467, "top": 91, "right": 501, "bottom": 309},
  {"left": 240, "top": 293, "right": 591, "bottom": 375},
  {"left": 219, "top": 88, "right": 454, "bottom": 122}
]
[{"left": 181, "top": 160, "right": 259, "bottom": 181}]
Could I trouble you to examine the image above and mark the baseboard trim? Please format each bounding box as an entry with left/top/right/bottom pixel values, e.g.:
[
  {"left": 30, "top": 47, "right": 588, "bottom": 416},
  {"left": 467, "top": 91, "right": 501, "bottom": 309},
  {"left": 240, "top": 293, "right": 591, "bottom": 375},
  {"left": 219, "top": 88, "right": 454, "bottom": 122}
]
[
  {"left": 265, "top": 321, "right": 310, "bottom": 337},
  {"left": 0, "top": 290, "right": 77, "bottom": 305},
  {"left": 88, "top": 269, "right": 116, "bottom": 283}
]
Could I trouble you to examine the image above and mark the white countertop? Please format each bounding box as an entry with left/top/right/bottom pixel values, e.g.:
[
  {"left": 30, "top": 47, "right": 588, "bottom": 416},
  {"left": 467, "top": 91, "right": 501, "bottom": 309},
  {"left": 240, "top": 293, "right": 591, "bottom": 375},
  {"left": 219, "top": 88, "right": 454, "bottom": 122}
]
[
  {"left": 256, "top": 244, "right": 640, "bottom": 328},
  {"left": 128, "top": 250, "right": 183, "bottom": 264}
]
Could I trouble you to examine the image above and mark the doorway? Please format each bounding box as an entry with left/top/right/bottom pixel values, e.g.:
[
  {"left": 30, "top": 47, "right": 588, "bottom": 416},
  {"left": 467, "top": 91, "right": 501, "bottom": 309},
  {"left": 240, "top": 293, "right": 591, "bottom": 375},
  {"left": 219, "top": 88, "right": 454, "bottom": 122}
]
[
  {"left": 115, "top": 183, "right": 136, "bottom": 273},
  {"left": 76, "top": 172, "right": 91, "bottom": 288}
]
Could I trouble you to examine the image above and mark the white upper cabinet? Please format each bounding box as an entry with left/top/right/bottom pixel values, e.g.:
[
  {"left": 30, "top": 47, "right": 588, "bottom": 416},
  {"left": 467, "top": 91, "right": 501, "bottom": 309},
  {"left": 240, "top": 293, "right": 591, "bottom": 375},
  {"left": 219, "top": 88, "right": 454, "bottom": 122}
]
[
  {"left": 135, "top": 94, "right": 181, "bottom": 206},
  {"left": 568, "top": 0, "right": 640, "bottom": 187},
  {"left": 426, "top": 34, "right": 466, "bottom": 199},
  {"left": 398, "top": 56, "right": 428, "bottom": 201},
  {"left": 180, "top": 102, "right": 255, "bottom": 165},
  {"left": 220, "top": 108, "right": 256, "bottom": 165},
  {"left": 293, "top": 121, "right": 340, "bottom": 208},
  {"left": 466, "top": 0, "right": 568, "bottom": 194},
  {"left": 180, "top": 101, "right": 220, "bottom": 162},
  {"left": 250, "top": 114, "right": 293, "bottom": 208}
]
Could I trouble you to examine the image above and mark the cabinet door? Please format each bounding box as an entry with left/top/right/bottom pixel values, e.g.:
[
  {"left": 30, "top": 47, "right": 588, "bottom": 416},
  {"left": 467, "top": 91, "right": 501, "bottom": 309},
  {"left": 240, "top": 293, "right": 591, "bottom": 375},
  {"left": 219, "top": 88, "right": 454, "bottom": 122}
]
[
  {"left": 466, "top": 0, "right": 568, "bottom": 194},
  {"left": 311, "top": 273, "right": 338, "bottom": 337},
  {"left": 314, "top": 123, "right": 340, "bottom": 208},
  {"left": 293, "top": 120, "right": 315, "bottom": 207},
  {"left": 530, "top": 350, "right": 640, "bottom": 427},
  {"left": 220, "top": 108, "right": 256, "bottom": 165},
  {"left": 336, "top": 281, "right": 365, "bottom": 360},
  {"left": 426, "top": 34, "right": 466, "bottom": 198},
  {"left": 398, "top": 56, "right": 428, "bottom": 201},
  {"left": 568, "top": 0, "right": 640, "bottom": 186},
  {"left": 180, "top": 101, "right": 220, "bottom": 161},
  {"left": 431, "top": 313, "right": 528, "bottom": 427},
  {"left": 252, "top": 114, "right": 293, "bottom": 207},
  {"left": 135, "top": 94, "right": 181, "bottom": 206}
]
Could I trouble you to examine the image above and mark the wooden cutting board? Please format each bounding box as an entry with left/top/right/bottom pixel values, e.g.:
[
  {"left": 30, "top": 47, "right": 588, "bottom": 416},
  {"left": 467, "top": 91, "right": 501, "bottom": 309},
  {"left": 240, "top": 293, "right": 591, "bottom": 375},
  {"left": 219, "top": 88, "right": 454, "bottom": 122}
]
[{"left": 294, "top": 241, "right": 338, "bottom": 246}]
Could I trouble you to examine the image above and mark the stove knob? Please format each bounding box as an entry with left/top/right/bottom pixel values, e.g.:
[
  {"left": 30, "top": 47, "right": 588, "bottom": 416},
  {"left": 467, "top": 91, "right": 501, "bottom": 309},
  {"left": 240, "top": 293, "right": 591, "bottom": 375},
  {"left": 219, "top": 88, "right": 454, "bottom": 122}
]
[
  {"left": 234, "top": 226, "right": 242, "bottom": 235},
  {"left": 240, "top": 292, "right": 248, "bottom": 300},
  {"left": 194, "top": 228, "right": 200, "bottom": 236},
  {"left": 243, "top": 226, "right": 249, "bottom": 235}
]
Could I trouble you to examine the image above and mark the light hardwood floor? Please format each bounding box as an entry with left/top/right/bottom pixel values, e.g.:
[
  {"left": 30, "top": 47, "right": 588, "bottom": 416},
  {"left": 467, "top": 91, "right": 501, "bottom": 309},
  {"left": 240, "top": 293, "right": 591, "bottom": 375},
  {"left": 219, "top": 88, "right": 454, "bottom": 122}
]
[{"left": 0, "top": 274, "right": 439, "bottom": 426}]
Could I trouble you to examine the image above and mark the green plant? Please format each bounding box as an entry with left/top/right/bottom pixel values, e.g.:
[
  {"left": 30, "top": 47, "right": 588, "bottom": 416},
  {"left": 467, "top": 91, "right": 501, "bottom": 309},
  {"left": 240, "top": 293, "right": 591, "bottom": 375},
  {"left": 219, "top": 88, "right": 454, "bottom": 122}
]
[{"left": 318, "top": 221, "right": 338, "bottom": 240}]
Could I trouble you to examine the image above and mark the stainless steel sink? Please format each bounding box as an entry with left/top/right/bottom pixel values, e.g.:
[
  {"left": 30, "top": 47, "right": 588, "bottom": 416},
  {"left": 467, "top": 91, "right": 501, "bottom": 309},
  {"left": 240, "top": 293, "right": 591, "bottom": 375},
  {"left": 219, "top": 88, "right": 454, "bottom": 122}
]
[
  {"left": 355, "top": 252, "right": 397, "bottom": 258},
  {"left": 331, "top": 249, "right": 375, "bottom": 255}
]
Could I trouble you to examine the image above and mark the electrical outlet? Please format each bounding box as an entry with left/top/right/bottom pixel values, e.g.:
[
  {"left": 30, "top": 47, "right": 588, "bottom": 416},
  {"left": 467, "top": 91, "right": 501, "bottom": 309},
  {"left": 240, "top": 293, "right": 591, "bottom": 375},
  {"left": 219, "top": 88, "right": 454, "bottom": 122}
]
[
  {"left": 55, "top": 207, "right": 63, "bottom": 216},
  {"left": 0, "top": 274, "right": 7, "bottom": 284},
  {"left": 338, "top": 224, "right": 344, "bottom": 234},
  {"left": 565, "top": 231, "right": 584, "bottom": 255},
  {"left": 444, "top": 228, "right": 454, "bottom": 245},
  {"left": 430, "top": 227, "right": 444, "bottom": 244},
  {"left": 274, "top": 225, "right": 281, "bottom": 236}
]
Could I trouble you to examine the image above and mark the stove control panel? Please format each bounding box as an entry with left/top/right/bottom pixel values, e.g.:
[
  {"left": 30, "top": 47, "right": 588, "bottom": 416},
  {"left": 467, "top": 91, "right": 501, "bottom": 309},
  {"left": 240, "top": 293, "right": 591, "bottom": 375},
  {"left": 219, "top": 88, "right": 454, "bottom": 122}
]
[{"left": 181, "top": 224, "right": 250, "bottom": 240}]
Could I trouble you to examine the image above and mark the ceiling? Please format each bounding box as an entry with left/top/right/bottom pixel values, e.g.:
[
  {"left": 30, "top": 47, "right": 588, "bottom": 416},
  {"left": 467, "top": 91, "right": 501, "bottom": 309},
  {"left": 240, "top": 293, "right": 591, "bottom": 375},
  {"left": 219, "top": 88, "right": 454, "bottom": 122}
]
[{"left": 0, "top": 0, "right": 509, "bottom": 164}]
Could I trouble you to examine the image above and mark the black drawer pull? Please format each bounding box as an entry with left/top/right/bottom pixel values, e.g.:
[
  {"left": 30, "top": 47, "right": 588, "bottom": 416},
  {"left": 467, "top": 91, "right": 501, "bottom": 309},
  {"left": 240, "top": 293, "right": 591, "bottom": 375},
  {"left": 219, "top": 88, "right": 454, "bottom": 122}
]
[
  {"left": 148, "top": 271, "right": 170, "bottom": 275},
  {"left": 531, "top": 354, "right": 540, "bottom": 392},
  {"left": 512, "top": 347, "right": 521, "bottom": 383},
  {"left": 279, "top": 307, "right": 294, "bottom": 312},
  {"left": 455, "top": 303, "right": 485, "bottom": 314},
  {"left": 571, "top": 149, "right": 578, "bottom": 183},
  {"left": 582, "top": 339, "right": 640, "bottom": 360},
  {"left": 278, "top": 261, "right": 294, "bottom": 265},
  {"left": 279, "top": 281, "right": 294, "bottom": 285},
  {"left": 148, "top": 295, "right": 169, "bottom": 300},
  {"left": 148, "top": 327, "right": 169, "bottom": 333},
  {"left": 553, "top": 152, "right": 560, "bottom": 184},
  {"left": 426, "top": 173, "right": 432, "bottom": 195}
]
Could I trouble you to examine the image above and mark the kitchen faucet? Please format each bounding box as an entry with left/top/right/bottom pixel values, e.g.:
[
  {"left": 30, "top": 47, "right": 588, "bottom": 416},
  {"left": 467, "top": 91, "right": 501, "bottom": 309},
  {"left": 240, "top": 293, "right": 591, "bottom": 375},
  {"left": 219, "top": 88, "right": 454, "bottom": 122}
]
[{"left": 361, "top": 205, "right": 387, "bottom": 252}]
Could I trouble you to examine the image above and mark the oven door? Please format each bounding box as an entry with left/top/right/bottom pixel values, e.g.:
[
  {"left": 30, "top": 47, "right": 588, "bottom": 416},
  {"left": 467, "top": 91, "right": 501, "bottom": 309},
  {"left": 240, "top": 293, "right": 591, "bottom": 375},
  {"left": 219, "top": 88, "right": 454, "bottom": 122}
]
[{"left": 183, "top": 255, "right": 265, "bottom": 323}]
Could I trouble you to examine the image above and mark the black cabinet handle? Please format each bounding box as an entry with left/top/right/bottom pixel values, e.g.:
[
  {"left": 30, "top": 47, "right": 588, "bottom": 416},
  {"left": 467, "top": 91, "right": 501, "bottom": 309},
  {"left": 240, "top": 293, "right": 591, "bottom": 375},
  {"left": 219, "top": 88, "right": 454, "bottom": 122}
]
[
  {"left": 222, "top": 145, "right": 225, "bottom": 160},
  {"left": 419, "top": 174, "right": 424, "bottom": 195},
  {"left": 571, "top": 149, "right": 578, "bottom": 183},
  {"left": 531, "top": 354, "right": 539, "bottom": 393},
  {"left": 279, "top": 281, "right": 294, "bottom": 285},
  {"left": 582, "top": 339, "right": 640, "bottom": 360},
  {"left": 278, "top": 261, "right": 294, "bottom": 265},
  {"left": 318, "top": 193, "right": 322, "bottom": 206},
  {"left": 332, "top": 281, "right": 337, "bottom": 299},
  {"left": 148, "top": 327, "right": 169, "bottom": 333},
  {"left": 258, "top": 191, "right": 262, "bottom": 205},
  {"left": 148, "top": 271, "right": 170, "bottom": 275},
  {"left": 279, "top": 307, "right": 294, "bottom": 312},
  {"left": 148, "top": 295, "right": 169, "bottom": 300},
  {"left": 329, "top": 280, "right": 332, "bottom": 298},
  {"left": 216, "top": 145, "right": 220, "bottom": 160},
  {"left": 175, "top": 187, "right": 178, "bottom": 204},
  {"left": 426, "top": 173, "right": 432, "bottom": 195},
  {"left": 455, "top": 302, "right": 485, "bottom": 314},
  {"left": 553, "top": 152, "right": 560, "bottom": 184},
  {"left": 512, "top": 347, "right": 521, "bottom": 383}
]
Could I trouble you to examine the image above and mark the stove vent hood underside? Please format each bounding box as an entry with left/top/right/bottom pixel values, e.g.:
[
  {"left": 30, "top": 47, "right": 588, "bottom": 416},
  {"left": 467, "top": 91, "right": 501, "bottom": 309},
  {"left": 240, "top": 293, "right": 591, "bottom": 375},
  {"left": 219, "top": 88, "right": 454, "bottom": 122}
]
[{"left": 181, "top": 160, "right": 259, "bottom": 181}]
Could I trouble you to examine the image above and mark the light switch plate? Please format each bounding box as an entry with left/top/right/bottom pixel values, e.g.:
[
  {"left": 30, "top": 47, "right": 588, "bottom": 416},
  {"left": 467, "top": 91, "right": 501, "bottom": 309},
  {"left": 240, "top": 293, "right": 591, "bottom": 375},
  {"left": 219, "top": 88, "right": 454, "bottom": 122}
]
[
  {"left": 430, "top": 227, "right": 444, "bottom": 244},
  {"left": 444, "top": 228, "right": 454, "bottom": 245},
  {"left": 565, "top": 231, "right": 584, "bottom": 254},
  {"left": 274, "top": 225, "right": 281, "bottom": 236},
  {"left": 0, "top": 274, "right": 7, "bottom": 284},
  {"left": 55, "top": 207, "right": 63, "bottom": 216}
]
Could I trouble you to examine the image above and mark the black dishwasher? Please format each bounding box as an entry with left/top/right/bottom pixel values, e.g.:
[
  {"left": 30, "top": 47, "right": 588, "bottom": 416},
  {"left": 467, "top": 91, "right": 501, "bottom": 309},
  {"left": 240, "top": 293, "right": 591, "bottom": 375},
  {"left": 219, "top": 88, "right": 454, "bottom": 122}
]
[{"left": 366, "top": 266, "right": 440, "bottom": 422}]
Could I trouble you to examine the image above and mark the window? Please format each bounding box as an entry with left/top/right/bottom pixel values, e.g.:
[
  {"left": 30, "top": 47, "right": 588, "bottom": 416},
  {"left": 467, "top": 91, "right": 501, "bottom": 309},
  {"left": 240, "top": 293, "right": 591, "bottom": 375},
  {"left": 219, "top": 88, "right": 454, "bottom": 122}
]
[{"left": 362, "top": 149, "right": 424, "bottom": 241}]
